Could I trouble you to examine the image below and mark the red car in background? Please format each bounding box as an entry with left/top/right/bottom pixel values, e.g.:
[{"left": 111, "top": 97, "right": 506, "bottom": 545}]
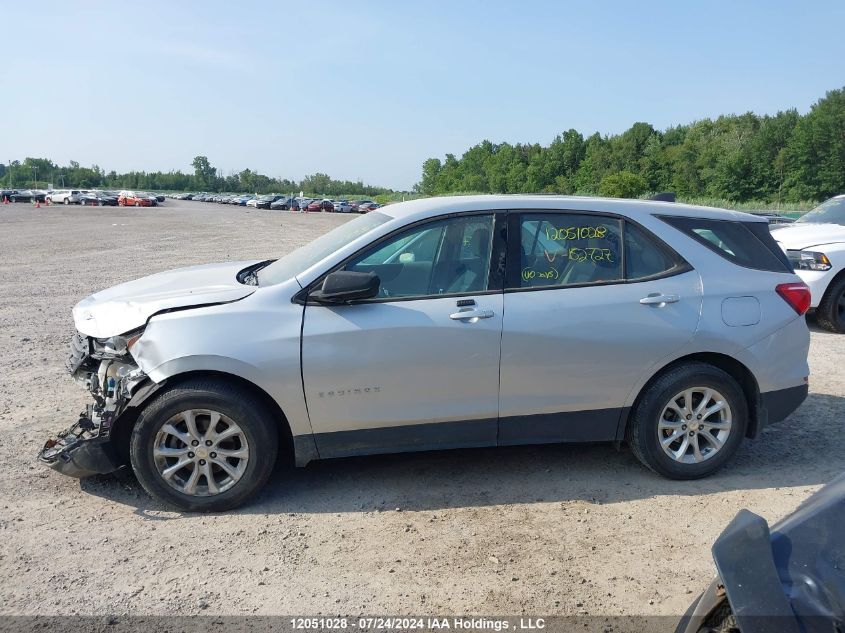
[
  {"left": 118, "top": 191, "right": 152, "bottom": 207},
  {"left": 307, "top": 199, "right": 335, "bottom": 212}
]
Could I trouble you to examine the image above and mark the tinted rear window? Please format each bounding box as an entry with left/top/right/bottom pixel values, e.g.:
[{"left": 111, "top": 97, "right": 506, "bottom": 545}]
[{"left": 661, "top": 216, "right": 792, "bottom": 273}]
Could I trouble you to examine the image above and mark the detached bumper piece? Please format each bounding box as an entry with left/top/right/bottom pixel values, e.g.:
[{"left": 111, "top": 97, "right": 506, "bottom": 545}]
[{"left": 38, "top": 413, "right": 123, "bottom": 478}]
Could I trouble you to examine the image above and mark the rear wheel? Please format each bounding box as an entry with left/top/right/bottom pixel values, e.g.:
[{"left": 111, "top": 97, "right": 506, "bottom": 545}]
[
  {"left": 627, "top": 363, "right": 747, "bottom": 479},
  {"left": 816, "top": 276, "right": 845, "bottom": 333},
  {"left": 63, "top": 198, "right": 69, "bottom": 205},
  {"left": 130, "top": 379, "right": 278, "bottom": 511}
]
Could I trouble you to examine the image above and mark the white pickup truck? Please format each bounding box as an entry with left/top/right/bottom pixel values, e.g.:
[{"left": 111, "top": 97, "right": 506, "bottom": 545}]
[{"left": 771, "top": 194, "right": 845, "bottom": 332}]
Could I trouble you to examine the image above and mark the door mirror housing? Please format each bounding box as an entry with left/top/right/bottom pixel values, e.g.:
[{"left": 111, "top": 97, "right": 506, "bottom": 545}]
[{"left": 310, "top": 271, "right": 380, "bottom": 303}]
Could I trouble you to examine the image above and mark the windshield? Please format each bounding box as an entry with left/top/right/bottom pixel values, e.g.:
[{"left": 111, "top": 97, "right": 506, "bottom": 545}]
[
  {"left": 258, "top": 211, "right": 392, "bottom": 285},
  {"left": 796, "top": 197, "right": 845, "bottom": 225}
]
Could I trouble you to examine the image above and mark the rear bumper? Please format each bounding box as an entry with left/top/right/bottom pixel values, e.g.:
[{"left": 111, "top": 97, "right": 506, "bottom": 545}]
[{"left": 760, "top": 383, "right": 808, "bottom": 426}]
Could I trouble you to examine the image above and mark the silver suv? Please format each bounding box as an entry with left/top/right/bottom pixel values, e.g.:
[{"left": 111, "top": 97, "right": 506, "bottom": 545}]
[{"left": 40, "top": 195, "right": 811, "bottom": 511}]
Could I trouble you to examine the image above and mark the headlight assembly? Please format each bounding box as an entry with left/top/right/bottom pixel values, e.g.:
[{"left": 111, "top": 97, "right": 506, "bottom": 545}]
[{"left": 788, "top": 250, "right": 832, "bottom": 271}]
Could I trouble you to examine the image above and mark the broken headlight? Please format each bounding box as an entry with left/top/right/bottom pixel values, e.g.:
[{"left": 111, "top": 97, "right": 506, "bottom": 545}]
[{"left": 100, "top": 331, "right": 143, "bottom": 355}]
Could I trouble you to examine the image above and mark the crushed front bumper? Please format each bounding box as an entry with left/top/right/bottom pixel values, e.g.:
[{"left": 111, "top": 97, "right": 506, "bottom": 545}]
[{"left": 38, "top": 413, "right": 123, "bottom": 478}]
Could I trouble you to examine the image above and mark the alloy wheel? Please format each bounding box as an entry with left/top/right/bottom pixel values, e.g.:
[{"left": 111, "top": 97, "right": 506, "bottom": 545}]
[
  {"left": 657, "top": 388, "right": 732, "bottom": 464},
  {"left": 153, "top": 409, "right": 250, "bottom": 496}
]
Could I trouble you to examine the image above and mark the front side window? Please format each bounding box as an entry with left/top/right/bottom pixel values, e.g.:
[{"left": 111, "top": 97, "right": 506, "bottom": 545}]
[
  {"left": 258, "top": 211, "right": 392, "bottom": 285},
  {"left": 518, "top": 214, "right": 623, "bottom": 288},
  {"left": 346, "top": 214, "right": 495, "bottom": 299}
]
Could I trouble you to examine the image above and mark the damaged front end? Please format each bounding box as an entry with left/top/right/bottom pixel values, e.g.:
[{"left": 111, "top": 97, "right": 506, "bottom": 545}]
[
  {"left": 38, "top": 329, "right": 148, "bottom": 478},
  {"left": 676, "top": 471, "right": 845, "bottom": 633}
]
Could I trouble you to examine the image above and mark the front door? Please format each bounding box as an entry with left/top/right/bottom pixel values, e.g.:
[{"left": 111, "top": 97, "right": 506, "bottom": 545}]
[
  {"left": 498, "top": 211, "right": 703, "bottom": 444},
  {"left": 301, "top": 212, "right": 504, "bottom": 458}
]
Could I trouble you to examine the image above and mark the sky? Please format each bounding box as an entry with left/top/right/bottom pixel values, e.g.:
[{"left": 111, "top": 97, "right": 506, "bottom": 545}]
[{"left": 4, "top": 0, "right": 845, "bottom": 191}]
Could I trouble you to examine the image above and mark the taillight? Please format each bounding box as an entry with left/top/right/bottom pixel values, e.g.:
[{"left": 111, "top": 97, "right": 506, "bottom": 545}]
[{"left": 776, "top": 282, "right": 811, "bottom": 315}]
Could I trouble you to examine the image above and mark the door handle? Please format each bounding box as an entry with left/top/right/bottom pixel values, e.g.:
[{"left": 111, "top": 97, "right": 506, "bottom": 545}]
[
  {"left": 450, "top": 309, "right": 495, "bottom": 321},
  {"left": 639, "top": 293, "right": 680, "bottom": 306}
]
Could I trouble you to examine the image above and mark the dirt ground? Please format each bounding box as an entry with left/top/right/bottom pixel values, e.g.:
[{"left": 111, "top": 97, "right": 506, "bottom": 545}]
[{"left": 1, "top": 199, "right": 843, "bottom": 618}]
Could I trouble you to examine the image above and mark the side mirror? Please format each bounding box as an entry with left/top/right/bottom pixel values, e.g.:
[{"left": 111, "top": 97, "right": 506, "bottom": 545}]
[{"left": 310, "top": 271, "right": 380, "bottom": 303}]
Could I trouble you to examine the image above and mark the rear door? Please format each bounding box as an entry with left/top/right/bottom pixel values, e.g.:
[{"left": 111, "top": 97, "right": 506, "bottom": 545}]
[
  {"left": 498, "top": 210, "right": 703, "bottom": 444},
  {"left": 301, "top": 212, "right": 506, "bottom": 457}
]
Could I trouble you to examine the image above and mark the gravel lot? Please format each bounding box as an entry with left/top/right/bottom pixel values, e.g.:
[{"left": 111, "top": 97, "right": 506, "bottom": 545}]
[{"left": 1, "top": 199, "right": 843, "bottom": 618}]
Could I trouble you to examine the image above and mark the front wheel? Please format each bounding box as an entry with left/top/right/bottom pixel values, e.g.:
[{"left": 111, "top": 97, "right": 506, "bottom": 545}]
[
  {"left": 130, "top": 379, "right": 279, "bottom": 511},
  {"left": 816, "top": 276, "right": 845, "bottom": 333},
  {"left": 627, "top": 363, "right": 747, "bottom": 479}
]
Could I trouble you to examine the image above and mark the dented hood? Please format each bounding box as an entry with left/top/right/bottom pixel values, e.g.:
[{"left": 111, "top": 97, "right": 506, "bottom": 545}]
[
  {"left": 771, "top": 222, "right": 845, "bottom": 250},
  {"left": 72, "top": 260, "right": 259, "bottom": 338}
]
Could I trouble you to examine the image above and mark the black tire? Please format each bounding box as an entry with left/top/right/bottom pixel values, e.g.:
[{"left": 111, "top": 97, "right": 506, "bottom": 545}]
[
  {"left": 626, "top": 362, "right": 747, "bottom": 479},
  {"left": 130, "top": 379, "right": 278, "bottom": 511},
  {"left": 816, "top": 275, "right": 845, "bottom": 333},
  {"left": 63, "top": 198, "right": 69, "bottom": 205}
]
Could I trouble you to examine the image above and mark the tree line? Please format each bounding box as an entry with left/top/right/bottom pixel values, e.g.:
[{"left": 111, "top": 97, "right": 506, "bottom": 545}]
[
  {"left": 416, "top": 86, "right": 845, "bottom": 203},
  {"left": 0, "top": 155, "right": 393, "bottom": 198},
  {"left": 5, "top": 86, "right": 843, "bottom": 204}
]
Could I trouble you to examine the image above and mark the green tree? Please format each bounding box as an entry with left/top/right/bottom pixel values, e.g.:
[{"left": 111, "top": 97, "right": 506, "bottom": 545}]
[
  {"left": 783, "top": 88, "right": 845, "bottom": 201},
  {"left": 598, "top": 171, "right": 648, "bottom": 198},
  {"left": 192, "top": 155, "right": 217, "bottom": 191}
]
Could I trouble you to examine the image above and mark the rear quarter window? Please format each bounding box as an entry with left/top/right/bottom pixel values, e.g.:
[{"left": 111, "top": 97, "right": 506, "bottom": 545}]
[{"left": 660, "top": 216, "right": 792, "bottom": 273}]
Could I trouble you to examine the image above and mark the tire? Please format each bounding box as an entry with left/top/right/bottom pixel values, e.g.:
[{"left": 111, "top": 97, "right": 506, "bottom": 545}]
[
  {"left": 816, "top": 275, "right": 845, "bottom": 333},
  {"left": 129, "top": 379, "right": 279, "bottom": 511},
  {"left": 626, "top": 362, "right": 747, "bottom": 479},
  {"left": 63, "top": 198, "right": 69, "bottom": 205}
]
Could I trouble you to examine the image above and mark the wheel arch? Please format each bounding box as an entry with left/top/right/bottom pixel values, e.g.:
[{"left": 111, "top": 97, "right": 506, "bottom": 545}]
[
  {"left": 819, "top": 266, "right": 845, "bottom": 302},
  {"left": 618, "top": 352, "right": 762, "bottom": 442},
  {"left": 110, "top": 370, "right": 308, "bottom": 469}
]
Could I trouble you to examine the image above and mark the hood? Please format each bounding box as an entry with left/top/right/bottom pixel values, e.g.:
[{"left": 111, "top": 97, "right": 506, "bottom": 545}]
[
  {"left": 73, "top": 260, "right": 259, "bottom": 338},
  {"left": 770, "top": 222, "right": 845, "bottom": 250}
]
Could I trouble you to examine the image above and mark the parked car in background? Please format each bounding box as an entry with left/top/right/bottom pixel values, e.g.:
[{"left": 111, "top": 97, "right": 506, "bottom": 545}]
[
  {"left": 351, "top": 200, "right": 375, "bottom": 213},
  {"left": 47, "top": 190, "right": 82, "bottom": 205},
  {"left": 306, "top": 199, "right": 324, "bottom": 212},
  {"left": 755, "top": 212, "right": 795, "bottom": 225},
  {"left": 79, "top": 191, "right": 119, "bottom": 206},
  {"left": 358, "top": 202, "right": 380, "bottom": 213},
  {"left": 270, "top": 196, "right": 298, "bottom": 211},
  {"left": 320, "top": 199, "right": 335, "bottom": 212},
  {"left": 9, "top": 189, "right": 47, "bottom": 203},
  {"left": 249, "top": 195, "right": 284, "bottom": 209},
  {"left": 40, "top": 195, "right": 810, "bottom": 511},
  {"left": 771, "top": 194, "right": 845, "bottom": 333},
  {"left": 118, "top": 191, "right": 152, "bottom": 207},
  {"left": 333, "top": 200, "right": 353, "bottom": 213}
]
